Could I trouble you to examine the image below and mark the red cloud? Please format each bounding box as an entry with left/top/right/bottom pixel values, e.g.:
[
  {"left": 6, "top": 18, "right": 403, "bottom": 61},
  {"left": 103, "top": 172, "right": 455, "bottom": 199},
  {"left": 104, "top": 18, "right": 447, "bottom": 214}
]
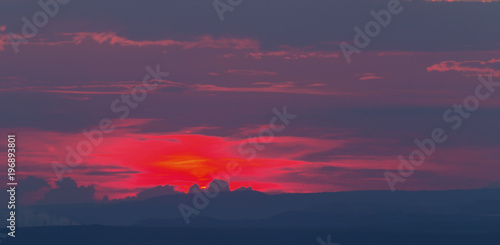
[{"left": 3, "top": 118, "right": 500, "bottom": 200}]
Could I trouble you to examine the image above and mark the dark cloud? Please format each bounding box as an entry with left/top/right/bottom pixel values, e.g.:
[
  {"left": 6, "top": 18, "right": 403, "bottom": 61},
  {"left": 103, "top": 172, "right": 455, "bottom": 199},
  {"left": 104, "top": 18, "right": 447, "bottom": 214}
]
[
  {"left": 234, "top": 186, "right": 253, "bottom": 192},
  {"left": 136, "top": 185, "right": 183, "bottom": 200},
  {"left": 208, "top": 179, "right": 231, "bottom": 192},
  {"left": 16, "top": 176, "right": 51, "bottom": 205},
  {"left": 188, "top": 183, "right": 202, "bottom": 194},
  {"left": 187, "top": 179, "right": 230, "bottom": 195},
  {"left": 37, "top": 177, "right": 96, "bottom": 205},
  {"left": 18, "top": 176, "right": 50, "bottom": 196},
  {"left": 112, "top": 180, "right": 229, "bottom": 202}
]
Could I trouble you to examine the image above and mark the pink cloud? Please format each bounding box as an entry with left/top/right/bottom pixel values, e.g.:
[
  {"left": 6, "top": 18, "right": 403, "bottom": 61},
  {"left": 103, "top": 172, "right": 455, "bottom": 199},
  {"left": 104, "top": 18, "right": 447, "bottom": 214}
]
[
  {"left": 308, "top": 83, "right": 326, "bottom": 87},
  {"left": 377, "top": 51, "right": 424, "bottom": 56},
  {"left": 58, "top": 32, "right": 260, "bottom": 50},
  {"left": 226, "top": 69, "right": 278, "bottom": 76},
  {"left": 192, "top": 83, "right": 347, "bottom": 95},
  {"left": 0, "top": 79, "right": 182, "bottom": 95},
  {"left": 427, "top": 58, "right": 500, "bottom": 77},
  {"left": 359, "top": 76, "right": 383, "bottom": 81},
  {"left": 0, "top": 32, "right": 260, "bottom": 52},
  {"left": 247, "top": 46, "right": 339, "bottom": 60},
  {"left": 355, "top": 73, "right": 383, "bottom": 81}
]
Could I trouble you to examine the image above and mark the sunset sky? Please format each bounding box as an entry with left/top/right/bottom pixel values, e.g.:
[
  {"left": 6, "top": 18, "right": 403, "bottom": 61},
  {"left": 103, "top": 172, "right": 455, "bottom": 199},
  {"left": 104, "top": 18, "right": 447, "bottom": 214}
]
[{"left": 1, "top": 0, "right": 499, "bottom": 202}]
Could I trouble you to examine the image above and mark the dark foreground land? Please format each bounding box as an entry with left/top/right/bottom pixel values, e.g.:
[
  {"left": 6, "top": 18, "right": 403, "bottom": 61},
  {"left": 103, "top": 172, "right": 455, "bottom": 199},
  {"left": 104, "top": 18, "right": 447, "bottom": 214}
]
[
  {"left": 2, "top": 225, "right": 500, "bottom": 245},
  {"left": 3, "top": 189, "right": 500, "bottom": 244}
]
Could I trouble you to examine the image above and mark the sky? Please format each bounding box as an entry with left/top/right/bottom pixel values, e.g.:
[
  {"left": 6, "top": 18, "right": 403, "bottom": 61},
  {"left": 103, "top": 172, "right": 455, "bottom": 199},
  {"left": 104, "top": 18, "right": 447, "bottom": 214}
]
[{"left": 0, "top": 0, "right": 499, "bottom": 203}]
